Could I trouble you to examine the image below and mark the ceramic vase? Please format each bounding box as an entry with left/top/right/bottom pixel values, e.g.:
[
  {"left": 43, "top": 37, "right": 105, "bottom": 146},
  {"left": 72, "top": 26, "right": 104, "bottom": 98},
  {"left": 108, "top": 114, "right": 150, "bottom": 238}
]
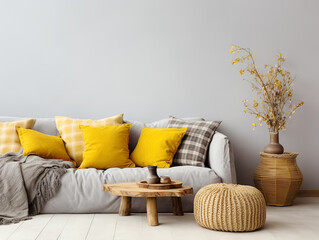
[
  {"left": 146, "top": 165, "right": 160, "bottom": 184},
  {"left": 264, "top": 132, "right": 284, "bottom": 154}
]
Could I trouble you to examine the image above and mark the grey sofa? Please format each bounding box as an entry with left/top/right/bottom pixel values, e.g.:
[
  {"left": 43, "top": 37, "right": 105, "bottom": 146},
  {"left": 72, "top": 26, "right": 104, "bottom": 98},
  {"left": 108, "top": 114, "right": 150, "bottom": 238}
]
[{"left": 0, "top": 116, "right": 236, "bottom": 213}]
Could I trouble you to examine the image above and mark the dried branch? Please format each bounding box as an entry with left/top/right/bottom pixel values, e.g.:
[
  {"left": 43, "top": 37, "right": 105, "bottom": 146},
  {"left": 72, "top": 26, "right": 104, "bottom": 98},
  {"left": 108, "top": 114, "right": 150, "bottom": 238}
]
[{"left": 230, "top": 45, "right": 304, "bottom": 132}]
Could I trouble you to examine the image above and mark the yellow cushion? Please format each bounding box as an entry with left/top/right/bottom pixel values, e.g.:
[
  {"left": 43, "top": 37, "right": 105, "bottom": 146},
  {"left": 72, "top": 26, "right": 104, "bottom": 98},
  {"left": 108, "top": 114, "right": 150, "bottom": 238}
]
[
  {"left": 130, "top": 127, "right": 187, "bottom": 168},
  {"left": 0, "top": 119, "right": 36, "bottom": 154},
  {"left": 17, "top": 127, "right": 73, "bottom": 165},
  {"left": 55, "top": 114, "right": 123, "bottom": 167},
  {"left": 79, "top": 124, "right": 135, "bottom": 169}
]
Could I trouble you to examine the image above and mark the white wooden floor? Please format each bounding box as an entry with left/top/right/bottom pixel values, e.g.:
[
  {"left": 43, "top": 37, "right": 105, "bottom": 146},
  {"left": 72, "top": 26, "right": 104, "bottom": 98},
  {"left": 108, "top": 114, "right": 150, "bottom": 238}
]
[{"left": 0, "top": 198, "right": 318, "bottom": 240}]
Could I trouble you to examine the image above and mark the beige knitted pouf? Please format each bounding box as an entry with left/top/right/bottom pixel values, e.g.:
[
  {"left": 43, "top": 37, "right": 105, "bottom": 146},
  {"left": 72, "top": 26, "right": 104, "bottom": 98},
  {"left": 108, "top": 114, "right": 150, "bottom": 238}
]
[{"left": 194, "top": 183, "right": 266, "bottom": 232}]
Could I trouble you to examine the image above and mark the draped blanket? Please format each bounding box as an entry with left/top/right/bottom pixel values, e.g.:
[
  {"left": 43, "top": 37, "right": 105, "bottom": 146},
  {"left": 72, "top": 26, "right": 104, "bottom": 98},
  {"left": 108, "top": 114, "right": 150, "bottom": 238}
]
[{"left": 0, "top": 152, "right": 73, "bottom": 224}]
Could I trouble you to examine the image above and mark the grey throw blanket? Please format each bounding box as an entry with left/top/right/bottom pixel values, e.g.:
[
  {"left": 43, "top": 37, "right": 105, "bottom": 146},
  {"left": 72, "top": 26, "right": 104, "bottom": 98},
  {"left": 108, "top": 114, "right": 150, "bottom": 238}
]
[{"left": 0, "top": 152, "right": 73, "bottom": 224}]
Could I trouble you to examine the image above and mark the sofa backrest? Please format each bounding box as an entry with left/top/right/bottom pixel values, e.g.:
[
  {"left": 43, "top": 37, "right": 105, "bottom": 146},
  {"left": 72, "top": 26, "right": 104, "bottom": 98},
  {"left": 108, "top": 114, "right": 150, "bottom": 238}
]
[
  {"left": 0, "top": 116, "right": 204, "bottom": 153},
  {"left": 0, "top": 117, "right": 59, "bottom": 136}
]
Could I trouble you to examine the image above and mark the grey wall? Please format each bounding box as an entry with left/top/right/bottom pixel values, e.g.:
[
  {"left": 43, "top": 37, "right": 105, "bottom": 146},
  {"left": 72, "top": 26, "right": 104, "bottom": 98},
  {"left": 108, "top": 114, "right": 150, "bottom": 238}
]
[{"left": 0, "top": 0, "right": 318, "bottom": 189}]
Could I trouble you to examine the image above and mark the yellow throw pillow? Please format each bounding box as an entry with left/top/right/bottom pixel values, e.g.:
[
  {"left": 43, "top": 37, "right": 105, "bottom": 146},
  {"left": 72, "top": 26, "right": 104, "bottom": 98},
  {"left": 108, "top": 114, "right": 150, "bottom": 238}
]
[
  {"left": 130, "top": 127, "right": 187, "bottom": 168},
  {"left": 0, "top": 119, "right": 36, "bottom": 154},
  {"left": 17, "top": 127, "right": 74, "bottom": 165},
  {"left": 55, "top": 114, "right": 123, "bottom": 167},
  {"left": 79, "top": 124, "right": 135, "bottom": 169}
]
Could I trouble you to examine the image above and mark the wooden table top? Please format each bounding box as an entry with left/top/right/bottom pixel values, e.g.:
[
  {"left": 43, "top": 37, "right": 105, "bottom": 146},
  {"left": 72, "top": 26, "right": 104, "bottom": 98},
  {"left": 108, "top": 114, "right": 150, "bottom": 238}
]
[{"left": 103, "top": 182, "right": 193, "bottom": 197}]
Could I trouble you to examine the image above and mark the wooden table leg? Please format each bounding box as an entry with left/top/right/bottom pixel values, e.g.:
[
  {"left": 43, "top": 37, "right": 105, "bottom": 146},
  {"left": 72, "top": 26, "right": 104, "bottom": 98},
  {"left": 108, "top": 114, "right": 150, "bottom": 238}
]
[
  {"left": 172, "top": 197, "right": 184, "bottom": 216},
  {"left": 146, "top": 197, "right": 158, "bottom": 226},
  {"left": 119, "top": 196, "right": 131, "bottom": 216}
]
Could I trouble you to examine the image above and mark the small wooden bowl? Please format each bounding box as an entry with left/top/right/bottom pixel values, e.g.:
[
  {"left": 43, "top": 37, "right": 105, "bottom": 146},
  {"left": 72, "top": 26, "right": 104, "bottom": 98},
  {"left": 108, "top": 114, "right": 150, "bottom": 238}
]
[{"left": 160, "top": 176, "right": 171, "bottom": 184}]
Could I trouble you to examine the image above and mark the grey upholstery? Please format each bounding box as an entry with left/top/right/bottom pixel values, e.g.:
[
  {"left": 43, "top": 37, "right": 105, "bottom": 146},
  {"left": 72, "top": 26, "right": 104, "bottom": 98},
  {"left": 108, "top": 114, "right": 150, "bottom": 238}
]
[{"left": 42, "top": 166, "right": 221, "bottom": 213}]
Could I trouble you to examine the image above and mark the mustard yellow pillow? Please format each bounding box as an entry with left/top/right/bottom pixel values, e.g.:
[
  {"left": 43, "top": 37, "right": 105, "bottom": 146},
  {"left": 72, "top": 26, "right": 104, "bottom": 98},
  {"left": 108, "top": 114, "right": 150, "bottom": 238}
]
[
  {"left": 55, "top": 114, "right": 123, "bottom": 167},
  {"left": 17, "top": 127, "right": 73, "bottom": 164},
  {"left": 79, "top": 124, "right": 135, "bottom": 169},
  {"left": 130, "top": 127, "right": 187, "bottom": 168},
  {"left": 0, "top": 119, "right": 36, "bottom": 154}
]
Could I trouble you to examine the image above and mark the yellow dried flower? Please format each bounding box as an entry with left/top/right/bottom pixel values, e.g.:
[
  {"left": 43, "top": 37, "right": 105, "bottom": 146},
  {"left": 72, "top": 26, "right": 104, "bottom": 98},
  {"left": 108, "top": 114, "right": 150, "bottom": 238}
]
[
  {"left": 274, "top": 80, "right": 281, "bottom": 89},
  {"left": 239, "top": 69, "right": 244, "bottom": 75},
  {"left": 229, "top": 45, "right": 235, "bottom": 54},
  {"left": 264, "top": 64, "right": 268, "bottom": 68},
  {"left": 296, "top": 101, "right": 304, "bottom": 108},
  {"left": 231, "top": 58, "right": 240, "bottom": 65},
  {"left": 288, "top": 91, "right": 292, "bottom": 97}
]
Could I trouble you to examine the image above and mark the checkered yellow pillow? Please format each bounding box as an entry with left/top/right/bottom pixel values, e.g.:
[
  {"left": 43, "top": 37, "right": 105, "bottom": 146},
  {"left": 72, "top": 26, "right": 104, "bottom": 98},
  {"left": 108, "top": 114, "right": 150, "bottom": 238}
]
[
  {"left": 0, "top": 118, "right": 36, "bottom": 154},
  {"left": 55, "top": 114, "right": 123, "bottom": 166}
]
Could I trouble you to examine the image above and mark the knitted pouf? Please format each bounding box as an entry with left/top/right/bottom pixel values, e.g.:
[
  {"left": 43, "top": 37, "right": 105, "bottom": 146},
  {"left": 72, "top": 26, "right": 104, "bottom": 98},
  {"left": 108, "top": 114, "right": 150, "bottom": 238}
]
[{"left": 194, "top": 183, "right": 266, "bottom": 232}]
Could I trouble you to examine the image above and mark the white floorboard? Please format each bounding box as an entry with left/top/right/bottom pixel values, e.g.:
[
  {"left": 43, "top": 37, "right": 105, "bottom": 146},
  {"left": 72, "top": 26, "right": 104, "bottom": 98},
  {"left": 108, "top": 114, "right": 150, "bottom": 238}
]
[
  {"left": 86, "top": 214, "right": 118, "bottom": 240},
  {"left": 0, "top": 198, "right": 318, "bottom": 240},
  {"left": 7, "top": 214, "right": 53, "bottom": 240},
  {"left": 57, "top": 214, "right": 94, "bottom": 240},
  {"left": 0, "top": 221, "right": 23, "bottom": 240},
  {"left": 113, "top": 214, "right": 144, "bottom": 240},
  {"left": 36, "top": 214, "right": 72, "bottom": 240}
]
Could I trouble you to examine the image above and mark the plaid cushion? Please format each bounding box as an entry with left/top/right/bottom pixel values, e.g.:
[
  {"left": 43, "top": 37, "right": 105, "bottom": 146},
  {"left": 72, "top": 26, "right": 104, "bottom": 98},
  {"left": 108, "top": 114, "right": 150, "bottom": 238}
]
[
  {"left": 0, "top": 119, "right": 36, "bottom": 154},
  {"left": 168, "top": 117, "right": 221, "bottom": 167}
]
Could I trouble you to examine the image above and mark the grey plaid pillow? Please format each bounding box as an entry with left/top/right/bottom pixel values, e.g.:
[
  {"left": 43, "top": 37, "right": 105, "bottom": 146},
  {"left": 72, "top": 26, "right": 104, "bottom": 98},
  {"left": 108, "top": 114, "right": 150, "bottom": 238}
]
[{"left": 168, "top": 117, "right": 221, "bottom": 167}]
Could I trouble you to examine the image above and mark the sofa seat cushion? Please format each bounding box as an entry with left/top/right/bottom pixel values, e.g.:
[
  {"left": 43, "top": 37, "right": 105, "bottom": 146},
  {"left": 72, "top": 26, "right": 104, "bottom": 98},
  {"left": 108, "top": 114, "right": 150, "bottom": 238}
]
[{"left": 41, "top": 166, "right": 221, "bottom": 213}]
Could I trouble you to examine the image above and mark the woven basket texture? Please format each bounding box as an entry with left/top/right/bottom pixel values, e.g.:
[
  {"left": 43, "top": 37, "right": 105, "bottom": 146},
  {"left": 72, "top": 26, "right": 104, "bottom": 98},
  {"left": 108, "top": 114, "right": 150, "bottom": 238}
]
[{"left": 194, "top": 183, "right": 266, "bottom": 232}]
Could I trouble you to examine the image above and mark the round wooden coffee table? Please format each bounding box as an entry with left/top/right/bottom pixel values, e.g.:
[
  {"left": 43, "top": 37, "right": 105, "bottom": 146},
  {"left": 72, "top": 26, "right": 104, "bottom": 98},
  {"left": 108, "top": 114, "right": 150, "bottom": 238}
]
[{"left": 103, "top": 182, "right": 193, "bottom": 226}]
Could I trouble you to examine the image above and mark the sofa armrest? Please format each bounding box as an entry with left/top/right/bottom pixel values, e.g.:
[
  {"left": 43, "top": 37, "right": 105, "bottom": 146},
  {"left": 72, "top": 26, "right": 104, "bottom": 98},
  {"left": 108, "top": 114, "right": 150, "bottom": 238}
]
[{"left": 207, "top": 131, "right": 237, "bottom": 184}]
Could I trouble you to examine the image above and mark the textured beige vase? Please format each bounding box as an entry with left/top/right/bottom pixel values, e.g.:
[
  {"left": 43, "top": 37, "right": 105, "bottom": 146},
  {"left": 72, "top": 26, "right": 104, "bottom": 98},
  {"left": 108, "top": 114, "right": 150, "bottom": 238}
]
[
  {"left": 194, "top": 183, "right": 266, "bottom": 232},
  {"left": 254, "top": 152, "right": 303, "bottom": 206}
]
